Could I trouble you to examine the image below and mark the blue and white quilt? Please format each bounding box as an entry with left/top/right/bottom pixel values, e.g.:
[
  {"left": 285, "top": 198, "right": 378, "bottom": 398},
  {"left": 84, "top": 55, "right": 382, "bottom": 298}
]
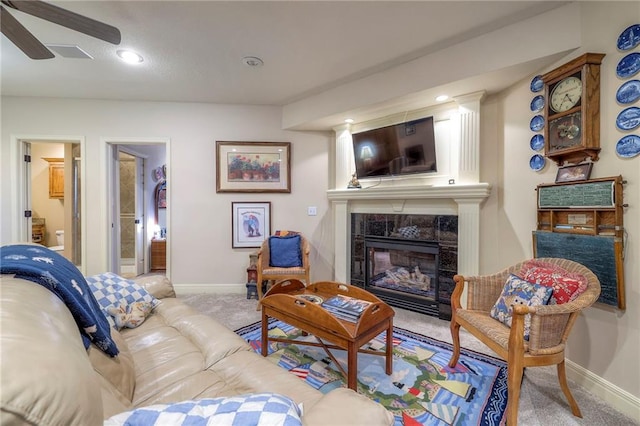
[
  {"left": 104, "top": 393, "right": 303, "bottom": 426},
  {"left": 0, "top": 244, "right": 118, "bottom": 356}
]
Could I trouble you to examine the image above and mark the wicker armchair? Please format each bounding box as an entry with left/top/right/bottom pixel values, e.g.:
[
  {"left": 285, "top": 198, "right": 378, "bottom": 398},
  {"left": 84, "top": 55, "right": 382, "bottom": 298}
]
[
  {"left": 255, "top": 234, "right": 310, "bottom": 309},
  {"left": 448, "top": 258, "right": 601, "bottom": 426}
]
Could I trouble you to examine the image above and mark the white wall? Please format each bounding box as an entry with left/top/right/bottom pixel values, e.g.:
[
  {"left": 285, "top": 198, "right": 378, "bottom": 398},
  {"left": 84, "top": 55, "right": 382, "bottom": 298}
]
[
  {"left": 0, "top": 98, "right": 333, "bottom": 289},
  {"left": 485, "top": 1, "right": 639, "bottom": 413}
]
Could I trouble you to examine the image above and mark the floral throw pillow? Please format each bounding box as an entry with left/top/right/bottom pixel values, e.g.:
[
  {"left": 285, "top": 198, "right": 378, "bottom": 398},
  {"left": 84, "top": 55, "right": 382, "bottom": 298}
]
[
  {"left": 520, "top": 260, "right": 587, "bottom": 304},
  {"left": 490, "top": 274, "right": 553, "bottom": 340},
  {"left": 106, "top": 301, "right": 154, "bottom": 330}
]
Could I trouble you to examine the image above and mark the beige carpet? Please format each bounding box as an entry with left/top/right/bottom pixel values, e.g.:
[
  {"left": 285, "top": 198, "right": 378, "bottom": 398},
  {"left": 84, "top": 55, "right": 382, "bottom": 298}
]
[{"left": 180, "top": 292, "right": 637, "bottom": 426}]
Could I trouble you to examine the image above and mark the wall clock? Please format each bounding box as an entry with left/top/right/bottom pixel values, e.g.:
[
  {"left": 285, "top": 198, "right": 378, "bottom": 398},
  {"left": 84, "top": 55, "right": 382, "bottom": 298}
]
[{"left": 542, "top": 53, "right": 605, "bottom": 165}]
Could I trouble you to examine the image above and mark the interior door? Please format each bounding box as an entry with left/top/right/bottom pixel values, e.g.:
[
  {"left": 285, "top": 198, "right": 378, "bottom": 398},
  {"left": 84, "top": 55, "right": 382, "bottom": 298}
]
[
  {"left": 22, "top": 142, "right": 33, "bottom": 242},
  {"left": 110, "top": 146, "right": 146, "bottom": 277},
  {"left": 134, "top": 156, "right": 145, "bottom": 276}
]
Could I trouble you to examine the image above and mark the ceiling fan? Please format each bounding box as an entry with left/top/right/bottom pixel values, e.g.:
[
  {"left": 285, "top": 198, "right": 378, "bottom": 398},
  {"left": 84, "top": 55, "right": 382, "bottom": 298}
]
[{"left": 1, "top": 0, "right": 121, "bottom": 59}]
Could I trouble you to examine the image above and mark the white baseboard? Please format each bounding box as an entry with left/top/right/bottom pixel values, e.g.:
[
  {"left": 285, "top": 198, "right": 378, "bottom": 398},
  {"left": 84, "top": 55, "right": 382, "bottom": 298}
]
[
  {"left": 174, "top": 283, "right": 246, "bottom": 295},
  {"left": 566, "top": 358, "right": 640, "bottom": 421}
]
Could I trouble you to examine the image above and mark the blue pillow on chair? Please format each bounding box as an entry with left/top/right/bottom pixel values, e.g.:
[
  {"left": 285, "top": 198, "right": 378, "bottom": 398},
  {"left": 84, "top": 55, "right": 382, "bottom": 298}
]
[{"left": 269, "top": 235, "right": 303, "bottom": 267}]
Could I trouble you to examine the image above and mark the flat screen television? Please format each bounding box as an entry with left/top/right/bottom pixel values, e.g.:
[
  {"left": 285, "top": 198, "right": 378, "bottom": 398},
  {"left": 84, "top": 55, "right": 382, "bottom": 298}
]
[{"left": 352, "top": 116, "right": 437, "bottom": 179}]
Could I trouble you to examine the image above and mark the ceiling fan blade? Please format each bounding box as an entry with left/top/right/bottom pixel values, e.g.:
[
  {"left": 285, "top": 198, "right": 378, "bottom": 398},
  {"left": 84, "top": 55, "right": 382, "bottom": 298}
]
[
  {"left": 1, "top": 5, "right": 54, "bottom": 59},
  {"left": 3, "top": 0, "right": 121, "bottom": 45}
]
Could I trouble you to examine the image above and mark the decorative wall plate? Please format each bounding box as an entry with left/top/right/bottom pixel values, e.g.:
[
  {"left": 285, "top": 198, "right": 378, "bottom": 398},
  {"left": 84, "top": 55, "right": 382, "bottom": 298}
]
[
  {"left": 530, "top": 134, "right": 544, "bottom": 151},
  {"left": 529, "top": 154, "right": 546, "bottom": 171},
  {"left": 617, "top": 24, "right": 640, "bottom": 51},
  {"left": 616, "top": 80, "right": 640, "bottom": 104},
  {"left": 530, "top": 75, "right": 543, "bottom": 93},
  {"left": 530, "top": 95, "right": 544, "bottom": 112},
  {"left": 530, "top": 115, "right": 544, "bottom": 132},
  {"left": 152, "top": 167, "right": 163, "bottom": 182},
  {"left": 616, "top": 134, "right": 640, "bottom": 158},
  {"left": 616, "top": 107, "right": 640, "bottom": 131},
  {"left": 616, "top": 52, "right": 640, "bottom": 78}
]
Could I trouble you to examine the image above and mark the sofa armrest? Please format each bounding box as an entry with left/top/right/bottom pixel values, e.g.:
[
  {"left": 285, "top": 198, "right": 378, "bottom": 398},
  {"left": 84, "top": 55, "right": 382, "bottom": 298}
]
[
  {"left": 303, "top": 388, "right": 393, "bottom": 426},
  {"left": 132, "top": 275, "right": 176, "bottom": 299}
]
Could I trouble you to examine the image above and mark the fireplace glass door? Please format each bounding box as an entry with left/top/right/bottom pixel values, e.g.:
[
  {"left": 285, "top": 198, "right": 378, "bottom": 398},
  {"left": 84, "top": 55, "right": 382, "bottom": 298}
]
[{"left": 364, "top": 236, "right": 440, "bottom": 316}]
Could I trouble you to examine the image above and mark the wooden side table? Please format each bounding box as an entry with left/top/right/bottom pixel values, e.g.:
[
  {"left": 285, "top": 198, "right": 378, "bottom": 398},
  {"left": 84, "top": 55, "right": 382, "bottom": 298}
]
[{"left": 150, "top": 239, "right": 166, "bottom": 271}]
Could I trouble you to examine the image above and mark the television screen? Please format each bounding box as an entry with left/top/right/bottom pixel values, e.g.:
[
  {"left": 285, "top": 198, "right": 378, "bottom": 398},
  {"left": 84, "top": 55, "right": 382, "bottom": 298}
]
[{"left": 352, "top": 117, "right": 437, "bottom": 179}]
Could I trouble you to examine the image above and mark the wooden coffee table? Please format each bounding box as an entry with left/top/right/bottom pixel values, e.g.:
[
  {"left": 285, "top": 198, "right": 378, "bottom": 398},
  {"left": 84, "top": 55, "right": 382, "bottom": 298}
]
[{"left": 260, "top": 279, "right": 395, "bottom": 390}]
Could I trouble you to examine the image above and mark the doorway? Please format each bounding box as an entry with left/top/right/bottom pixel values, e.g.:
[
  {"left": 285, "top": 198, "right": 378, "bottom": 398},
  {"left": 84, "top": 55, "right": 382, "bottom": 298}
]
[
  {"left": 22, "top": 139, "right": 83, "bottom": 268},
  {"left": 106, "top": 140, "right": 168, "bottom": 277}
]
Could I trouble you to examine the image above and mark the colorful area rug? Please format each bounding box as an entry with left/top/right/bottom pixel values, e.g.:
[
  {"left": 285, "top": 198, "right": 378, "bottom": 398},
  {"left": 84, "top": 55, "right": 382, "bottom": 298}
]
[{"left": 235, "top": 319, "right": 507, "bottom": 426}]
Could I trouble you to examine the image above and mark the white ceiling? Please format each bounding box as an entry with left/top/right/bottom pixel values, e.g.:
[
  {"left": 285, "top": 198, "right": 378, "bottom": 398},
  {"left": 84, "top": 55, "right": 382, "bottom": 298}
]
[{"left": 1, "top": 1, "right": 570, "bottom": 129}]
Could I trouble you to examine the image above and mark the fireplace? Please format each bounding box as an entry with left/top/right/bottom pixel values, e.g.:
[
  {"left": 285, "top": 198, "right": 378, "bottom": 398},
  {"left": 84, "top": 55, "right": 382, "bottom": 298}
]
[{"left": 350, "top": 213, "right": 457, "bottom": 320}]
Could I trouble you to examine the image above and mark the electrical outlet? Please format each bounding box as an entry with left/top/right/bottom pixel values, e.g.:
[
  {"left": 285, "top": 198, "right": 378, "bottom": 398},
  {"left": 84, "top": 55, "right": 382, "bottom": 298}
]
[{"left": 307, "top": 206, "right": 317, "bottom": 216}]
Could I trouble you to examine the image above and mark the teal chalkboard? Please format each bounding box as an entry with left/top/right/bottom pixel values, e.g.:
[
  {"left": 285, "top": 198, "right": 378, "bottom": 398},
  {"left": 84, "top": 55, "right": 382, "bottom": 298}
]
[
  {"left": 533, "top": 231, "right": 622, "bottom": 308},
  {"left": 538, "top": 181, "right": 615, "bottom": 208}
]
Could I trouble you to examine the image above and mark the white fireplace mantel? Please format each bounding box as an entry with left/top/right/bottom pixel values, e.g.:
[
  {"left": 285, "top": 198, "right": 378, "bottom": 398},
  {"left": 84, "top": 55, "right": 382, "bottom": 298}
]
[
  {"left": 327, "top": 183, "right": 491, "bottom": 284},
  {"left": 327, "top": 183, "right": 491, "bottom": 202}
]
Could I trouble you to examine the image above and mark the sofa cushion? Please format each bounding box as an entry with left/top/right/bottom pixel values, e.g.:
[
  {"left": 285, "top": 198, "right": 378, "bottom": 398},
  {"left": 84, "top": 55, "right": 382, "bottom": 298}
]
[
  {"left": 0, "top": 276, "right": 104, "bottom": 426},
  {"left": 490, "top": 274, "right": 553, "bottom": 340},
  {"left": 86, "top": 272, "right": 160, "bottom": 327},
  {"left": 132, "top": 274, "right": 176, "bottom": 299},
  {"left": 88, "top": 328, "right": 136, "bottom": 402},
  {"left": 104, "top": 393, "right": 303, "bottom": 426},
  {"left": 520, "top": 259, "right": 587, "bottom": 304},
  {"left": 269, "top": 235, "right": 302, "bottom": 267}
]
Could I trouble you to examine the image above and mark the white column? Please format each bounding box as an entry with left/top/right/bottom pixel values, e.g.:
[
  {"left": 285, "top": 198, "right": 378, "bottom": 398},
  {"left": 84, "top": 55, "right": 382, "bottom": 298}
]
[
  {"left": 454, "top": 91, "right": 485, "bottom": 184},
  {"left": 332, "top": 200, "right": 349, "bottom": 282},
  {"left": 454, "top": 198, "right": 482, "bottom": 276},
  {"left": 333, "top": 124, "right": 354, "bottom": 190}
]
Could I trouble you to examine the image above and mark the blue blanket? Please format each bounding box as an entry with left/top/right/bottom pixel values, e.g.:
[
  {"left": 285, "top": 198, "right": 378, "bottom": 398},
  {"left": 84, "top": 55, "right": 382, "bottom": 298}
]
[{"left": 0, "top": 244, "right": 118, "bottom": 356}]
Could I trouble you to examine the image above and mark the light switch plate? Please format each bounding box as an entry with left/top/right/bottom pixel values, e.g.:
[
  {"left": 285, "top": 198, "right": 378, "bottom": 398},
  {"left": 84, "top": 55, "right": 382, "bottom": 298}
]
[{"left": 307, "top": 206, "right": 317, "bottom": 216}]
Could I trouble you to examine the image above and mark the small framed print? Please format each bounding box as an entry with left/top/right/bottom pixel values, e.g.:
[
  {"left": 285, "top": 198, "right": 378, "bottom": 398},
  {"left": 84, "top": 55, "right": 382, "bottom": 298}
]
[
  {"left": 216, "top": 141, "right": 291, "bottom": 193},
  {"left": 231, "top": 202, "right": 271, "bottom": 248},
  {"left": 555, "top": 163, "right": 593, "bottom": 183}
]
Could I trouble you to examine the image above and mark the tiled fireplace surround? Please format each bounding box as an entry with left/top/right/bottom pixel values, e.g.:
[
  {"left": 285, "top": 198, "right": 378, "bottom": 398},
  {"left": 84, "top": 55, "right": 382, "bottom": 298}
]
[{"left": 327, "top": 93, "right": 491, "bottom": 318}]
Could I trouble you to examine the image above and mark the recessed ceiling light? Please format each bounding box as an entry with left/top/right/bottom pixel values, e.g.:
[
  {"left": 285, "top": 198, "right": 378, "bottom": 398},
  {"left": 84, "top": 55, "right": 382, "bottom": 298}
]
[
  {"left": 344, "top": 118, "right": 354, "bottom": 124},
  {"left": 436, "top": 95, "right": 449, "bottom": 102},
  {"left": 242, "top": 56, "right": 264, "bottom": 67},
  {"left": 117, "top": 49, "right": 143, "bottom": 64}
]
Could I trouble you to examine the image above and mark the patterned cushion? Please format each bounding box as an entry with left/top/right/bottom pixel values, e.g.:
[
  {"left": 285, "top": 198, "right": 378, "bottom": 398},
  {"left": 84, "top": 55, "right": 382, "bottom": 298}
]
[
  {"left": 520, "top": 260, "right": 587, "bottom": 304},
  {"left": 490, "top": 274, "right": 553, "bottom": 340},
  {"left": 106, "top": 301, "right": 154, "bottom": 330},
  {"left": 86, "top": 272, "right": 160, "bottom": 327},
  {"left": 396, "top": 225, "right": 420, "bottom": 239},
  {"left": 269, "top": 235, "right": 303, "bottom": 268},
  {"left": 104, "top": 393, "right": 303, "bottom": 426}
]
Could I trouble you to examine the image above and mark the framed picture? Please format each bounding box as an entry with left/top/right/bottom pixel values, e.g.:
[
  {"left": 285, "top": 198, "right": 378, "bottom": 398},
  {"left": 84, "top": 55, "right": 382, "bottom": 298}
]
[
  {"left": 555, "top": 163, "right": 593, "bottom": 183},
  {"left": 216, "top": 141, "right": 291, "bottom": 193},
  {"left": 231, "top": 202, "right": 271, "bottom": 248}
]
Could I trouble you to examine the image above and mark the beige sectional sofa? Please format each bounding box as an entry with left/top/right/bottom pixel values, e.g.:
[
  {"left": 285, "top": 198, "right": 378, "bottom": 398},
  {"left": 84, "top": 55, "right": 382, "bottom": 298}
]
[{"left": 0, "top": 273, "right": 393, "bottom": 425}]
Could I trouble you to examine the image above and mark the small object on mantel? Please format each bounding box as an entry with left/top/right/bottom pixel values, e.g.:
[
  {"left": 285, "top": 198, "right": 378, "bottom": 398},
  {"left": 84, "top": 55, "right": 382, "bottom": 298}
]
[{"left": 347, "top": 173, "right": 361, "bottom": 189}]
